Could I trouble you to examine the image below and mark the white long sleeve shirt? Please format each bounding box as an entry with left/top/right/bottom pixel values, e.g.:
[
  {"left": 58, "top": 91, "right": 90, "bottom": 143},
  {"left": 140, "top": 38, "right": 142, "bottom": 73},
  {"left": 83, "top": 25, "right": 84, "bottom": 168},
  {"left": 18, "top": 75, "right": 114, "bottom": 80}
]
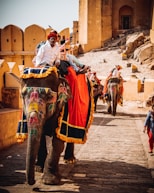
[
  {"left": 112, "top": 68, "right": 121, "bottom": 77},
  {"left": 35, "top": 40, "right": 60, "bottom": 67}
]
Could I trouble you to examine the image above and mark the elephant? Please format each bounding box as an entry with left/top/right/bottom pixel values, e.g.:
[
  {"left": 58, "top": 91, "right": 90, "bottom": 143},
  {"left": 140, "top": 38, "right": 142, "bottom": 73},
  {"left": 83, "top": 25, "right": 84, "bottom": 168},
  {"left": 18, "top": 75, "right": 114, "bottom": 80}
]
[
  {"left": 35, "top": 79, "right": 103, "bottom": 174},
  {"left": 35, "top": 80, "right": 103, "bottom": 172},
  {"left": 18, "top": 63, "right": 94, "bottom": 185},
  {"left": 105, "top": 77, "right": 121, "bottom": 116}
]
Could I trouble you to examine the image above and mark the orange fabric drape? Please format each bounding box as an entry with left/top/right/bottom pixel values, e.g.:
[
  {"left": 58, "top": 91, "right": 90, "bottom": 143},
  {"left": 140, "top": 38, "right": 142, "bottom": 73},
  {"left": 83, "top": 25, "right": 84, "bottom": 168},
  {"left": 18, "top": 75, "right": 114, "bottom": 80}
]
[{"left": 65, "top": 66, "right": 89, "bottom": 127}]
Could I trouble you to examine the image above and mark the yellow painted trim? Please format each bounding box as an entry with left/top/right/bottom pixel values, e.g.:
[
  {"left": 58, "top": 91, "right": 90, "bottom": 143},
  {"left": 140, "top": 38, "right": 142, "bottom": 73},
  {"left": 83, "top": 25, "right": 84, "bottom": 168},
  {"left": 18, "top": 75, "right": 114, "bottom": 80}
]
[{"left": 21, "top": 66, "right": 58, "bottom": 79}]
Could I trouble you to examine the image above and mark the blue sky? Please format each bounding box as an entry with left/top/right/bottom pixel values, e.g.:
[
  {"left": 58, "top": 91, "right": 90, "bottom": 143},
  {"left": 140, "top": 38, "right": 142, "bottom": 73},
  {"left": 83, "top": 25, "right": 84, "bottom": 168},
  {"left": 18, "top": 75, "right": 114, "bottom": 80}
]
[{"left": 0, "top": 0, "right": 79, "bottom": 32}]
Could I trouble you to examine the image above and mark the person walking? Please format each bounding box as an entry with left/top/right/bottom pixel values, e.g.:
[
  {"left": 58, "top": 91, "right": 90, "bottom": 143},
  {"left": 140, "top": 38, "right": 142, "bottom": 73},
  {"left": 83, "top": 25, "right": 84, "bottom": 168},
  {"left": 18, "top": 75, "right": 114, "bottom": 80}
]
[{"left": 143, "top": 104, "right": 154, "bottom": 153}]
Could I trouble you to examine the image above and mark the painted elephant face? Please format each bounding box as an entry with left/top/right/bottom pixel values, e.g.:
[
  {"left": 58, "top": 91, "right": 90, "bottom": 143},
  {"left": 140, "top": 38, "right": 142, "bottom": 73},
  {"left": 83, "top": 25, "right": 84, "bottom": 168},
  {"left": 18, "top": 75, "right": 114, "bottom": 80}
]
[
  {"left": 22, "top": 87, "right": 58, "bottom": 127},
  {"left": 22, "top": 78, "right": 71, "bottom": 126}
]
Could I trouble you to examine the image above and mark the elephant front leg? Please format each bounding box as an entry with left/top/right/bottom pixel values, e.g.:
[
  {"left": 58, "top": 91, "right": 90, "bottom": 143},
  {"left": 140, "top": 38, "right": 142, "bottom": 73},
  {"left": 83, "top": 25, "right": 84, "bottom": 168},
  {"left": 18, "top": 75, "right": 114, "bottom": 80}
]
[
  {"left": 42, "top": 136, "right": 64, "bottom": 185},
  {"left": 94, "top": 96, "right": 99, "bottom": 112},
  {"left": 107, "top": 101, "right": 112, "bottom": 114}
]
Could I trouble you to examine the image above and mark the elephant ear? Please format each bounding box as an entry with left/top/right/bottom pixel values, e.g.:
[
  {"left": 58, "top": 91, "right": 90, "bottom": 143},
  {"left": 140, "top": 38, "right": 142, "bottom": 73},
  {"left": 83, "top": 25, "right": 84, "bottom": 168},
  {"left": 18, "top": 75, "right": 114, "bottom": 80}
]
[{"left": 57, "top": 77, "right": 71, "bottom": 109}]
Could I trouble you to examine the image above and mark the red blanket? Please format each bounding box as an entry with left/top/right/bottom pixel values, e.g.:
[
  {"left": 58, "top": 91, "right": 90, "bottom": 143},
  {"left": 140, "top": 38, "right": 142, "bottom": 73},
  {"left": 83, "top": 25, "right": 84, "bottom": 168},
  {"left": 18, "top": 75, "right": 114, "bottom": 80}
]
[{"left": 56, "top": 67, "right": 94, "bottom": 144}]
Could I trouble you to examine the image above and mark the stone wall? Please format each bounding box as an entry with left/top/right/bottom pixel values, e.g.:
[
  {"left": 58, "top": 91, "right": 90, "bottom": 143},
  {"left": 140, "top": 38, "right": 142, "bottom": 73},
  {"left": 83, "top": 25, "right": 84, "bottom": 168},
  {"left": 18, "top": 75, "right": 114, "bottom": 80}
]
[
  {"left": 2, "top": 87, "right": 21, "bottom": 109},
  {"left": 0, "top": 24, "right": 71, "bottom": 101},
  {"left": 79, "top": 0, "right": 152, "bottom": 52},
  {"left": 0, "top": 109, "right": 20, "bottom": 151}
]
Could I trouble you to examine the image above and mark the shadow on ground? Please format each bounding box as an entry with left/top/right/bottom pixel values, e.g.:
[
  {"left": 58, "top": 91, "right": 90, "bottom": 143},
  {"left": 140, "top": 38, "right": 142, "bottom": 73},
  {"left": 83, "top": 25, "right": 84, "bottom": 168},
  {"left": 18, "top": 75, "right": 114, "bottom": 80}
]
[
  {"left": 0, "top": 107, "right": 152, "bottom": 193},
  {"left": 29, "top": 160, "right": 154, "bottom": 193}
]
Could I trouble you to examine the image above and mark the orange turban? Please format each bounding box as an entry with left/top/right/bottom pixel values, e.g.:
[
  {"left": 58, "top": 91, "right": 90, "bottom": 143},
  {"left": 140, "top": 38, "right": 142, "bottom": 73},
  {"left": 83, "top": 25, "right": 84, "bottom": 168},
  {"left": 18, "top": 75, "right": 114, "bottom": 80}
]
[{"left": 116, "top": 65, "right": 122, "bottom": 70}]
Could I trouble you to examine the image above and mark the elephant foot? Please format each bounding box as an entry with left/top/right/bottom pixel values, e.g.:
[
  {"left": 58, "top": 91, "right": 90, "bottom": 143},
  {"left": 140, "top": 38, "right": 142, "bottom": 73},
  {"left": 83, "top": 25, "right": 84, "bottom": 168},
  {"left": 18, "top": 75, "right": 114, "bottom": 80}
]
[
  {"left": 118, "top": 99, "right": 123, "bottom": 106},
  {"left": 27, "top": 178, "right": 35, "bottom": 185},
  {"left": 35, "top": 165, "right": 43, "bottom": 173},
  {"left": 107, "top": 106, "right": 111, "bottom": 114},
  {"left": 64, "top": 157, "right": 76, "bottom": 164},
  {"left": 42, "top": 173, "right": 61, "bottom": 185}
]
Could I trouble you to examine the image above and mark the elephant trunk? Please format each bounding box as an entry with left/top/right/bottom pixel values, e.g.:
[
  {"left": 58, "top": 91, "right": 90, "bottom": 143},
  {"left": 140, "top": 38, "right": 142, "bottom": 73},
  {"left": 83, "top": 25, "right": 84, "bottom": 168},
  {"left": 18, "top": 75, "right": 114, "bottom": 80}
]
[
  {"left": 26, "top": 111, "right": 42, "bottom": 185},
  {"left": 109, "top": 83, "right": 118, "bottom": 116}
]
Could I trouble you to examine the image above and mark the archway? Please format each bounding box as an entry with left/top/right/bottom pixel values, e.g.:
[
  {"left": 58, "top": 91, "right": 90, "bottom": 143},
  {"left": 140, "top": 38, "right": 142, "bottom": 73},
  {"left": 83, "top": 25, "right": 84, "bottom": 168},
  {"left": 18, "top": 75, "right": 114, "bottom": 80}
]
[{"left": 119, "top": 6, "right": 133, "bottom": 30}]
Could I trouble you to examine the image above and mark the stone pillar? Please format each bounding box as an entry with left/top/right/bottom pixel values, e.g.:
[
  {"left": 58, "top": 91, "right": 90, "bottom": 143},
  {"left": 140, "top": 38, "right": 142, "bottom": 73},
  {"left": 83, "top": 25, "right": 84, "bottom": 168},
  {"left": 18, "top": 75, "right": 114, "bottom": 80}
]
[
  {"left": 79, "top": 0, "right": 102, "bottom": 52},
  {"left": 101, "top": 0, "right": 112, "bottom": 44},
  {"left": 72, "top": 21, "right": 79, "bottom": 45},
  {"left": 79, "top": 0, "right": 88, "bottom": 46},
  {"left": 150, "top": 0, "right": 154, "bottom": 43}
]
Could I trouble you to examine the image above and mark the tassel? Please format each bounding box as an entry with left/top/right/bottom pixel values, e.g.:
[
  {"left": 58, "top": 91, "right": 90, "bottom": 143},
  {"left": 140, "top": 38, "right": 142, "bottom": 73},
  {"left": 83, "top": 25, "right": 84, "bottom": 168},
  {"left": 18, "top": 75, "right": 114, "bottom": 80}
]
[{"left": 16, "top": 110, "right": 28, "bottom": 143}]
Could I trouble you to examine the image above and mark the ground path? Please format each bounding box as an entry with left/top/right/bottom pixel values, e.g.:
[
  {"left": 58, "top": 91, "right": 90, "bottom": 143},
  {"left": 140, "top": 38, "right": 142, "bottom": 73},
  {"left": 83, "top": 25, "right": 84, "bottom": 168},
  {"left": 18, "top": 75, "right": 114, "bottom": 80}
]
[{"left": 0, "top": 100, "right": 154, "bottom": 193}]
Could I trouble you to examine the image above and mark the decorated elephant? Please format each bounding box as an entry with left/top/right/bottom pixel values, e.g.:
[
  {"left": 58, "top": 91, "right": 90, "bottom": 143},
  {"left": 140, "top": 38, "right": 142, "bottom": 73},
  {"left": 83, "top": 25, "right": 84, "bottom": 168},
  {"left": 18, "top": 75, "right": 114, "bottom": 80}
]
[
  {"left": 105, "top": 77, "right": 122, "bottom": 116},
  {"left": 18, "top": 63, "right": 94, "bottom": 185}
]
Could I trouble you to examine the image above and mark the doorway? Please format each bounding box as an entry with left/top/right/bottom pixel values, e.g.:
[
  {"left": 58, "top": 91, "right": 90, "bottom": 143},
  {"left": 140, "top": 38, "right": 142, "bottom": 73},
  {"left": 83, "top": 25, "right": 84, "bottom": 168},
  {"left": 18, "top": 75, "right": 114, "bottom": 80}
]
[
  {"left": 121, "top": 15, "right": 131, "bottom": 29},
  {"left": 119, "top": 5, "right": 133, "bottom": 30}
]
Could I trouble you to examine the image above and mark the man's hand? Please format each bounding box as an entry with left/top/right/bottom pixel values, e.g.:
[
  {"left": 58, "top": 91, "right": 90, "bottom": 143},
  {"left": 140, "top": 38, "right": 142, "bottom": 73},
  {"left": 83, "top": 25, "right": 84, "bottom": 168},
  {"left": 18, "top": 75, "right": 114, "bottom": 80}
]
[{"left": 55, "top": 60, "right": 60, "bottom": 67}]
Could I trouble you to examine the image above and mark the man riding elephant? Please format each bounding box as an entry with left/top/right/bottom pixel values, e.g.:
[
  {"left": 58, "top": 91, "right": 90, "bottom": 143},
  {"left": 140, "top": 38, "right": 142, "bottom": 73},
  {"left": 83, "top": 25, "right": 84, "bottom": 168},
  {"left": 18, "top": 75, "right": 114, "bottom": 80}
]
[
  {"left": 21, "top": 31, "right": 94, "bottom": 185},
  {"left": 103, "top": 65, "right": 124, "bottom": 106},
  {"left": 33, "top": 30, "right": 90, "bottom": 74}
]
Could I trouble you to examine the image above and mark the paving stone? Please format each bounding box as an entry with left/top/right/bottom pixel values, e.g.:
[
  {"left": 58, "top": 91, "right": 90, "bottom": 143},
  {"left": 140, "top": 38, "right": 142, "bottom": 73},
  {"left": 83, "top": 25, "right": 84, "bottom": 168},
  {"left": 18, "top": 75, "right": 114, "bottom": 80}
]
[{"left": 0, "top": 101, "right": 154, "bottom": 193}]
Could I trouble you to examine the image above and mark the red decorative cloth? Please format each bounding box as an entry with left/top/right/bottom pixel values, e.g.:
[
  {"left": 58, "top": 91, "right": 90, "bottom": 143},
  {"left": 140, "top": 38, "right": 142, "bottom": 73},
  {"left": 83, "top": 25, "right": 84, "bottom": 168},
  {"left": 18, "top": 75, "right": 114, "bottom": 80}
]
[
  {"left": 56, "top": 66, "right": 94, "bottom": 144},
  {"left": 66, "top": 67, "right": 89, "bottom": 127}
]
